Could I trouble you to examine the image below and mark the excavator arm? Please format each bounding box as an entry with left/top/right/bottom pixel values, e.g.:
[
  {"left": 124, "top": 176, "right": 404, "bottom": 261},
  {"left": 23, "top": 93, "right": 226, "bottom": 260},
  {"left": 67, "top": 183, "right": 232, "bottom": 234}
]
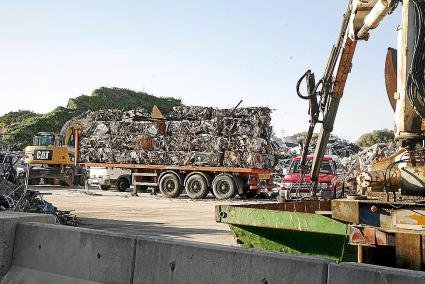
[
  {"left": 310, "top": 38, "right": 357, "bottom": 188},
  {"left": 297, "top": 0, "right": 398, "bottom": 195}
]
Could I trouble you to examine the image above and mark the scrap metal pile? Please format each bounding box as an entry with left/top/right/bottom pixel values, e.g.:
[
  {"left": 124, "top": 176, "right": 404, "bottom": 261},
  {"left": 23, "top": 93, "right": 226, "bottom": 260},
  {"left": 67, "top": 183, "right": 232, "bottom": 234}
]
[
  {"left": 298, "top": 138, "right": 361, "bottom": 158},
  {"left": 341, "top": 143, "right": 397, "bottom": 177},
  {"left": 78, "top": 106, "right": 277, "bottom": 169},
  {"left": 0, "top": 151, "right": 78, "bottom": 226},
  {"left": 325, "top": 140, "right": 361, "bottom": 158},
  {"left": 310, "top": 142, "right": 397, "bottom": 194}
]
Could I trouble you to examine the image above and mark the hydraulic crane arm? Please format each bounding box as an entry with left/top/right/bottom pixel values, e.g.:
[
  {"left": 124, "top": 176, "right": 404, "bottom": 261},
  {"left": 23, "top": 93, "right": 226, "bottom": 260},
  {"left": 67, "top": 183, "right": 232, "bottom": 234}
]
[
  {"left": 311, "top": 38, "right": 357, "bottom": 185},
  {"left": 296, "top": 0, "right": 398, "bottom": 194}
]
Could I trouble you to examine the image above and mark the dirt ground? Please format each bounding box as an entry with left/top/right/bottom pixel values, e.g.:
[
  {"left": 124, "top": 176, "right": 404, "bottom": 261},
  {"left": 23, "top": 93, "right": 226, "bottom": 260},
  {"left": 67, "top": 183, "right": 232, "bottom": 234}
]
[{"left": 37, "top": 186, "right": 272, "bottom": 246}]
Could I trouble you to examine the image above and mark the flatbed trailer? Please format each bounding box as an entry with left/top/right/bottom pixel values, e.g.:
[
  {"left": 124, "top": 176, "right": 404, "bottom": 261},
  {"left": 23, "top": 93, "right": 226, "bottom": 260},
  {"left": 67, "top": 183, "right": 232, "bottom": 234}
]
[{"left": 78, "top": 162, "right": 274, "bottom": 200}]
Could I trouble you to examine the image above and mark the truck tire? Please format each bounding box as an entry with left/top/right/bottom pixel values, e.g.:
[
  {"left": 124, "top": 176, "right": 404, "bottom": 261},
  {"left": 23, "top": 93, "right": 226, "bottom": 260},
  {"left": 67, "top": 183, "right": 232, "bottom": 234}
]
[
  {"left": 185, "top": 174, "right": 209, "bottom": 199},
  {"left": 159, "top": 173, "right": 183, "bottom": 198},
  {"left": 117, "top": 178, "right": 130, "bottom": 192},
  {"left": 212, "top": 174, "right": 237, "bottom": 200}
]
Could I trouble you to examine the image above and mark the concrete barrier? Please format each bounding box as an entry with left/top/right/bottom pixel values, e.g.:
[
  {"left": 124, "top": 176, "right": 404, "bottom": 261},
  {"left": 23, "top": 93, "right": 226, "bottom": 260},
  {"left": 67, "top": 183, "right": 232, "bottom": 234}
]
[
  {"left": 0, "top": 212, "right": 54, "bottom": 279},
  {"left": 2, "top": 217, "right": 425, "bottom": 284},
  {"left": 2, "top": 223, "right": 136, "bottom": 284},
  {"left": 328, "top": 262, "right": 425, "bottom": 284},
  {"left": 2, "top": 221, "right": 330, "bottom": 284},
  {"left": 133, "top": 237, "right": 330, "bottom": 284}
]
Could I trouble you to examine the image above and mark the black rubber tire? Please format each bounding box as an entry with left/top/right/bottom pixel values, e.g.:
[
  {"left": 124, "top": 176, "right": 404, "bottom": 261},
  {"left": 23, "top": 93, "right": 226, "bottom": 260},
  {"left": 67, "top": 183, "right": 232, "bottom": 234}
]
[
  {"left": 117, "top": 178, "right": 130, "bottom": 192},
  {"left": 212, "top": 174, "right": 237, "bottom": 200},
  {"left": 245, "top": 190, "right": 258, "bottom": 199},
  {"left": 159, "top": 173, "right": 183, "bottom": 198},
  {"left": 185, "top": 174, "right": 209, "bottom": 199},
  {"left": 99, "top": 185, "right": 111, "bottom": 191}
]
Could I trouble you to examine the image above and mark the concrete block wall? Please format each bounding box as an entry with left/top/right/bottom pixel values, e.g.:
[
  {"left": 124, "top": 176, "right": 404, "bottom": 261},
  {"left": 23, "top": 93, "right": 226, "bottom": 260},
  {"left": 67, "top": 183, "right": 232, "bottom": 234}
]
[
  {"left": 2, "top": 222, "right": 330, "bottom": 284},
  {"left": 1, "top": 214, "right": 425, "bottom": 284},
  {"left": 4, "top": 223, "right": 136, "bottom": 284},
  {"left": 134, "top": 236, "right": 329, "bottom": 284},
  {"left": 0, "top": 212, "right": 55, "bottom": 280}
]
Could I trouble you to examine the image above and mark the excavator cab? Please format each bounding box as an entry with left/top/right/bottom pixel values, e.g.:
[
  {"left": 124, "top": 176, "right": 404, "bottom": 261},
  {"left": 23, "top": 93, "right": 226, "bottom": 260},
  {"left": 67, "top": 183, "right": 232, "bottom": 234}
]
[{"left": 32, "top": 132, "right": 64, "bottom": 147}]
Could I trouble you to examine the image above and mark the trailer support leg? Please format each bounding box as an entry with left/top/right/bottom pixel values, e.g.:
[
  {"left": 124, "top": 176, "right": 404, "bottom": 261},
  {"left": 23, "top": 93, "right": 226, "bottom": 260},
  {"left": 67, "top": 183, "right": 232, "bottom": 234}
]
[{"left": 132, "top": 185, "right": 138, "bottom": 197}]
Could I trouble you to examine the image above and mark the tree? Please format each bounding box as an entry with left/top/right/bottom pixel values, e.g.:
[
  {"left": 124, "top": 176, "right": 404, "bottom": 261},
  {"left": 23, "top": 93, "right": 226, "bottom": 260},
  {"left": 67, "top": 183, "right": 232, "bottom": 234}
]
[{"left": 357, "top": 129, "right": 394, "bottom": 147}]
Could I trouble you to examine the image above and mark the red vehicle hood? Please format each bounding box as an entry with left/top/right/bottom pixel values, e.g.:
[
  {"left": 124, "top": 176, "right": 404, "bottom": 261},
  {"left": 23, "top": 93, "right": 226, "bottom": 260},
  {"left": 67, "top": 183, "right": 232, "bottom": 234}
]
[{"left": 282, "top": 173, "right": 335, "bottom": 183}]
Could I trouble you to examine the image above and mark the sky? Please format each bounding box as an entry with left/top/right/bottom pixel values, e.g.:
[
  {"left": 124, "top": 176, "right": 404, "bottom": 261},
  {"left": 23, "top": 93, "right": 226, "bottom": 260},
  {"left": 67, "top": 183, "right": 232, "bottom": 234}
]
[{"left": 0, "top": 1, "right": 401, "bottom": 141}]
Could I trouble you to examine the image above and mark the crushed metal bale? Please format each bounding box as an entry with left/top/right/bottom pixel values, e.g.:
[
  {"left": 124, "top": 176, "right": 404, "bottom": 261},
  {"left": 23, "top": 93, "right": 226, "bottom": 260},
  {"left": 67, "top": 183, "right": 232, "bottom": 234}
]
[{"left": 78, "top": 106, "right": 277, "bottom": 169}]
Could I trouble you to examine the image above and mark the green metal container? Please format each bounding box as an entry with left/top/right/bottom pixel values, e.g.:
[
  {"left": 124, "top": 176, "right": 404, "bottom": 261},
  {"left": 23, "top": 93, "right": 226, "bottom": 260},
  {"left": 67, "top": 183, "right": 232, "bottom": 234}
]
[{"left": 216, "top": 201, "right": 357, "bottom": 262}]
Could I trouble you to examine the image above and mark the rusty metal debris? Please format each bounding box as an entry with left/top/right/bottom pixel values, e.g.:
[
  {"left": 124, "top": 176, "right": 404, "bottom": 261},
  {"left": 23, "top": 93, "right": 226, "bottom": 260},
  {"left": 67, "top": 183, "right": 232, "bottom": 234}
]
[
  {"left": 340, "top": 143, "right": 397, "bottom": 189},
  {"left": 78, "top": 106, "right": 277, "bottom": 169},
  {"left": 326, "top": 140, "right": 361, "bottom": 158},
  {"left": 0, "top": 151, "right": 78, "bottom": 226},
  {"left": 341, "top": 143, "right": 396, "bottom": 172}
]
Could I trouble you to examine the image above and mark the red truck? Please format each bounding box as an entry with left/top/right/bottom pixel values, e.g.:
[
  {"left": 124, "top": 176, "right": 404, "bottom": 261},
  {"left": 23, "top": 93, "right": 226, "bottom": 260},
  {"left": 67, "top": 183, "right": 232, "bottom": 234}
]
[{"left": 279, "top": 155, "right": 344, "bottom": 199}]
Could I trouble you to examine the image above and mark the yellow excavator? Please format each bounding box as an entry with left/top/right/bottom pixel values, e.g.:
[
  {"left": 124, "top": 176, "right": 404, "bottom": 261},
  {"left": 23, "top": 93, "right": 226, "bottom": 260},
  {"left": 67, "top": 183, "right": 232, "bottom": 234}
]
[{"left": 24, "top": 120, "right": 82, "bottom": 185}]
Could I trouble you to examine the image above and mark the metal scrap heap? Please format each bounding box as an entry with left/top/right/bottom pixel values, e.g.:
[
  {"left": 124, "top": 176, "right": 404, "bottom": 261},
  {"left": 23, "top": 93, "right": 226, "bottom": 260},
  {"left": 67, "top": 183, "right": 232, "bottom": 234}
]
[
  {"left": 0, "top": 151, "right": 78, "bottom": 226},
  {"left": 78, "top": 106, "right": 277, "bottom": 169}
]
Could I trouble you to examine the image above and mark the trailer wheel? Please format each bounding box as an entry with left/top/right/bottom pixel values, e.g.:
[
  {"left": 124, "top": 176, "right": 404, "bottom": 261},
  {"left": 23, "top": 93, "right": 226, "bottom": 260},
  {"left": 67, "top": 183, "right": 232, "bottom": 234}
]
[
  {"left": 117, "top": 178, "right": 130, "bottom": 192},
  {"left": 212, "top": 174, "right": 237, "bottom": 200},
  {"left": 185, "top": 174, "right": 209, "bottom": 199},
  {"left": 159, "top": 173, "right": 183, "bottom": 198}
]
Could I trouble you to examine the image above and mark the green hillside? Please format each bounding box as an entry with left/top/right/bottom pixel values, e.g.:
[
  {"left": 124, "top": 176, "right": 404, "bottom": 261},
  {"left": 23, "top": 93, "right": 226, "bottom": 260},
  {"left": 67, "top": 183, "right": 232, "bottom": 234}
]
[{"left": 0, "top": 87, "right": 182, "bottom": 149}]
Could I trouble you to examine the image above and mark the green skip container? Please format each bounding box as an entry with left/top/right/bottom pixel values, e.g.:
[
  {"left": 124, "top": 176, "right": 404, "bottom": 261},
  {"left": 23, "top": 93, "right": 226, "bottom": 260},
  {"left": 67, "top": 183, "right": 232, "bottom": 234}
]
[{"left": 215, "top": 200, "right": 357, "bottom": 262}]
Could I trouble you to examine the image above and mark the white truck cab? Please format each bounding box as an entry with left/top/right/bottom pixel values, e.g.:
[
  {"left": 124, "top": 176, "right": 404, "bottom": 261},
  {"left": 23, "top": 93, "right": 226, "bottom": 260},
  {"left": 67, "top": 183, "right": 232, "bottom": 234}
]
[{"left": 87, "top": 167, "right": 132, "bottom": 191}]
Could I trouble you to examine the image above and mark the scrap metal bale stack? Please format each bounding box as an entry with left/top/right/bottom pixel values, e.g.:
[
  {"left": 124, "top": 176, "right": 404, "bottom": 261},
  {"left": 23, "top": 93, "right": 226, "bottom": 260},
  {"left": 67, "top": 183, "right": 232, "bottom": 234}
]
[{"left": 78, "top": 106, "right": 277, "bottom": 169}]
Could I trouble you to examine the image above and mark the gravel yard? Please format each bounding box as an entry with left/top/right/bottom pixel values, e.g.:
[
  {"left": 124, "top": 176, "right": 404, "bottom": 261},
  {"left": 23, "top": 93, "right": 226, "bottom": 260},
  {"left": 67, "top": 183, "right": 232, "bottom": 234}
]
[{"left": 37, "top": 186, "right": 271, "bottom": 245}]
